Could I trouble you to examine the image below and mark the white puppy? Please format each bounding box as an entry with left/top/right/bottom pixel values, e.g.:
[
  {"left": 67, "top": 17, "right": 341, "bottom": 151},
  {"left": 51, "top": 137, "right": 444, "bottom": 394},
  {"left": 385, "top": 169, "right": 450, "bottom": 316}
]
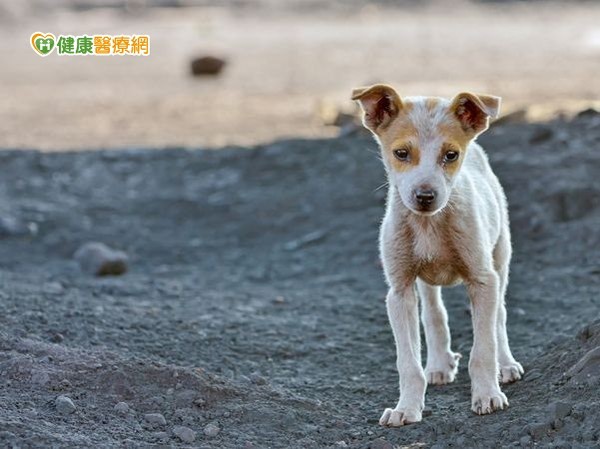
[{"left": 352, "top": 85, "right": 523, "bottom": 426}]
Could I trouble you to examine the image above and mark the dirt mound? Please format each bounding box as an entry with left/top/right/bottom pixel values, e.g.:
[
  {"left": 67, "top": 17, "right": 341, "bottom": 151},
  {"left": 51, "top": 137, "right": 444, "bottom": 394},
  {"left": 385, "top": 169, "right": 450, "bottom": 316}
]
[{"left": 0, "top": 113, "right": 599, "bottom": 447}]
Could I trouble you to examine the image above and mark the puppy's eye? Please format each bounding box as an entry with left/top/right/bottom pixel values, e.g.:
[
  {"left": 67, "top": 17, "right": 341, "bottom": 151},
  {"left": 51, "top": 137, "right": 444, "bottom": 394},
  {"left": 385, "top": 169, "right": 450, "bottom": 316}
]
[
  {"left": 443, "top": 151, "right": 459, "bottom": 163},
  {"left": 394, "top": 148, "right": 410, "bottom": 161}
]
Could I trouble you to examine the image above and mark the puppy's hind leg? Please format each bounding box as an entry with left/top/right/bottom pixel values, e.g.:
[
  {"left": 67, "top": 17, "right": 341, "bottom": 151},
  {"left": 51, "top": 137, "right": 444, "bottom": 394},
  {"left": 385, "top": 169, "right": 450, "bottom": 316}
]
[
  {"left": 379, "top": 287, "right": 426, "bottom": 427},
  {"left": 494, "top": 230, "right": 524, "bottom": 384},
  {"left": 417, "top": 278, "right": 461, "bottom": 386}
]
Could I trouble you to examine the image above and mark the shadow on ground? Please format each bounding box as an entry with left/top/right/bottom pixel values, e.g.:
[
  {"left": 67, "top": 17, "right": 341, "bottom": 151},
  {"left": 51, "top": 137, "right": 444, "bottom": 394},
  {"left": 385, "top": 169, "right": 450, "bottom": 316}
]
[{"left": 0, "top": 113, "right": 599, "bottom": 448}]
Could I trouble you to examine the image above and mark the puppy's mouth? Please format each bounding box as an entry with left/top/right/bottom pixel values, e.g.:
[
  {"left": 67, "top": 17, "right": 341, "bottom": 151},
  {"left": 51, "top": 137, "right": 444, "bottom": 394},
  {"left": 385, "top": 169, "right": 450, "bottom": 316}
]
[
  {"left": 410, "top": 206, "right": 440, "bottom": 216},
  {"left": 407, "top": 202, "right": 445, "bottom": 216}
]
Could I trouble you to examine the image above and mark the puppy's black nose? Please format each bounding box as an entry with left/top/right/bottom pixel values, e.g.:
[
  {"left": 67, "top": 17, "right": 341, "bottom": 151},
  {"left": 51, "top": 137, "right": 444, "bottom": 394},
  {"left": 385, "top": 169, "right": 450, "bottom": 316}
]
[{"left": 415, "top": 189, "right": 436, "bottom": 206}]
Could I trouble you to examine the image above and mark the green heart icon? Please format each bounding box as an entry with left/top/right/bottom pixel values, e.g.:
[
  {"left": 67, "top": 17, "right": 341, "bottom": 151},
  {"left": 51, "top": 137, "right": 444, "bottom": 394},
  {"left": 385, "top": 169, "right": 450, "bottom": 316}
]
[{"left": 31, "top": 33, "right": 56, "bottom": 56}]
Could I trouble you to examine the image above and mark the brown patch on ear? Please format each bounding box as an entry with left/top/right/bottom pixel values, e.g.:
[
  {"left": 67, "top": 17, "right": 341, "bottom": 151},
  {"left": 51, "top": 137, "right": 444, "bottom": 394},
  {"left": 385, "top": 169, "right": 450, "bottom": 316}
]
[
  {"left": 450, "top": 92, "right": 501, "bottom": 135},
  {"left": 351, "top": 84, "right": 402, "bottom": 132}
]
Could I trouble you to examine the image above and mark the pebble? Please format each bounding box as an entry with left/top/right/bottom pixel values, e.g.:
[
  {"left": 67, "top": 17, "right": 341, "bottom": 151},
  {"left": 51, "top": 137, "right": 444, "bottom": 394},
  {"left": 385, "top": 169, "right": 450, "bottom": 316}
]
[
  {"left": 55, "top": 395, "right": 76, "bottom": 415},
  {"left": 144, "top": 413, "right": 167, "bottom": 427},
  {"left": 527, "top": 422, "right": 549, "bottom": 440},
  {"left": 203, "top": 423, "right": 220, "bottom": 437},
  {"left": 50, "top": 332, "right": 64, "bottom": 343},
  {"left": 193, "top": 398, "right": 206, "bottom": 407},
  {"left": 0, "top": 216, "right": 36, "bottom": 238},
  {"left": 173, "top": 425, "right": 196, "bottom": 443},
  {"left": 190, "top": 56, "right": 226, "bottom": 76},
  {"left": 44, "top": 281, "right": 64, "bottom": 295},
  {"left": 74, "top": 242, "right": 128, "bottom": 276},
  {"left": 249, "top": 372, "right": 267, "bottom": 385},
  {"left": 547, "top": 401, "right": 572, "bottom": 430},
  {"left": 547, "top": 401, "right": 572, "bottom": 421},
  {"left": 114, "top": 402, "right": 129, "bottom": 415}
]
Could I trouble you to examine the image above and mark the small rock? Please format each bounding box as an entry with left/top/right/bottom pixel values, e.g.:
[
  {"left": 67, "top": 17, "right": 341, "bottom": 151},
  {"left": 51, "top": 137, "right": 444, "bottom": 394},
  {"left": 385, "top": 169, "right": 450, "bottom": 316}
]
[
  {"left": 547, "top": 401, "right": 572, "bottom": 421},
  {"left": 44, "top": 281, "right": 64, "bottom": 295},
  {"left": 203, "top": 423, "right": 220, "bottom": 437},
  {"left": 369, "top": 438, "right": 393, "bottom": 449},
  {"left": 50, "top": 332, "right": 64, "bottom": 343},
  {"left": 144, "top": 413, "right": 167, "bottom": 427},
  {"left": 114, "top": 402, "right": 129, "bottom": 415},
  {"left": 55, "top": 395, "right": 76, "bottom": 415},
  {"left": 0, "top": 216, "right": 35, "bottom": 238},
  {"left": 527, "top": 422, "right": 549, "bottom": 440},
  {"left": 190, "top": 56, "right": 226, "bottom": 76},
  {"left": 576, "top": 107, "right": 599, "bottom": 119},
  {"left": 249, "top": 372, "right": 267, "bottom": 385},
  {"left": 335, "top": 441, "right": 348, "bottom": 448},
  {"left": 173, "top": 425, "right": 196, "bottom": 443},
  {"left": 422, "top": 406, "right": 433, "bottom": 417},
  {"left": 74, "top": 242, "right": 128, "bottom": 276}
]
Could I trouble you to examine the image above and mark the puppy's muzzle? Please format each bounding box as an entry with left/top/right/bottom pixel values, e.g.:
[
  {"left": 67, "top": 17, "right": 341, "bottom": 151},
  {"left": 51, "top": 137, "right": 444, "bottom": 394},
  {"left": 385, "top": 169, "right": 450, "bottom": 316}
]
[{"left": 415, "top": 188, "right": 436, "bottom": 208}]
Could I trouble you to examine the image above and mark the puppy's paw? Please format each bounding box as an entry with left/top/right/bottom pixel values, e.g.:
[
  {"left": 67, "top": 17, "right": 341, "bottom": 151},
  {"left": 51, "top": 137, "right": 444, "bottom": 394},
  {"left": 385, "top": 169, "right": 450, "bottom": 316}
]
[
  {"left": 500, "top": 361, "right": 524, "bottom": 384},
  {"left": 425, "top": 351, "right": 461, "bottom": 385},
  {"left": 471, "top": 387, "right": 508, "bottom": 415},
  {"left": 379, "top": 407, "right": 422, "bottom": 427}
]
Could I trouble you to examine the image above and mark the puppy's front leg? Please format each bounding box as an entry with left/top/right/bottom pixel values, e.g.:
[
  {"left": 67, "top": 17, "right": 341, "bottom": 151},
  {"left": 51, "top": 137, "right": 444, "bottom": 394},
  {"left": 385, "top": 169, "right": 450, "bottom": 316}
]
[
  {"left": 467, "top": 272, "right": 508, "bottom": 415},
  {"left": 380, "top": 287, "right": 426, "bottom": 427}
]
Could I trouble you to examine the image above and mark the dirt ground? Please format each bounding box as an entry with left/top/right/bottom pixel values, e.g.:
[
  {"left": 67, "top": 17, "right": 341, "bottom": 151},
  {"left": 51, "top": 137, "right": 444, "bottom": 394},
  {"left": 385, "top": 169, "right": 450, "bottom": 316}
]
[
  {"left": 2, "top": 1, "right": 600, "bottom": 150},
  {"left": 0, "top": 110, "right": 599, "bottom": 447},
  {"left": 0, "top": 1, "right": 599, "bottom": 448}
]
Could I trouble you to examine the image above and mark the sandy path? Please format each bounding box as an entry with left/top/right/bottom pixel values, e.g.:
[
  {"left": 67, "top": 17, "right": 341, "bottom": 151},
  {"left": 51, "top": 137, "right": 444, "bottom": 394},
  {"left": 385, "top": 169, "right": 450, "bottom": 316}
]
[{"left": 1, "top": 2, "right": 600, "bottom": 150}]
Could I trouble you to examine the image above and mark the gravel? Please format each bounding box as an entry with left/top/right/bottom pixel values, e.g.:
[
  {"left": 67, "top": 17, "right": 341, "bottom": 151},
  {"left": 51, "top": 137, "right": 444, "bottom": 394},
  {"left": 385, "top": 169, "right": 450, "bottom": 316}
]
[{"left": 0, "top": 115, "right": 598, "bottom": 447}]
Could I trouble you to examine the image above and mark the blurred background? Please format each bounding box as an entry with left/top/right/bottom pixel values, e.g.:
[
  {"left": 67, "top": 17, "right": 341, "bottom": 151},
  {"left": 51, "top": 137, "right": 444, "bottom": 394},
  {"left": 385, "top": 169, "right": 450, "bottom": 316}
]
[{"left": 1, "top": 0, "right": 600, "bottom": 150}]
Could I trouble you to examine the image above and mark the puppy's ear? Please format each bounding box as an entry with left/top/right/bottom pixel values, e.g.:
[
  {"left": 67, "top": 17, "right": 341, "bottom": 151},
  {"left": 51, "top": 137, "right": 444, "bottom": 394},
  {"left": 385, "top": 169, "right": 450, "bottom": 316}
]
[
  {"left": 351, "top": 84, "right": 402, "bottom": 132},
  {"left": 450, "top": 93, "right": 501, "bottom": 135}
]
